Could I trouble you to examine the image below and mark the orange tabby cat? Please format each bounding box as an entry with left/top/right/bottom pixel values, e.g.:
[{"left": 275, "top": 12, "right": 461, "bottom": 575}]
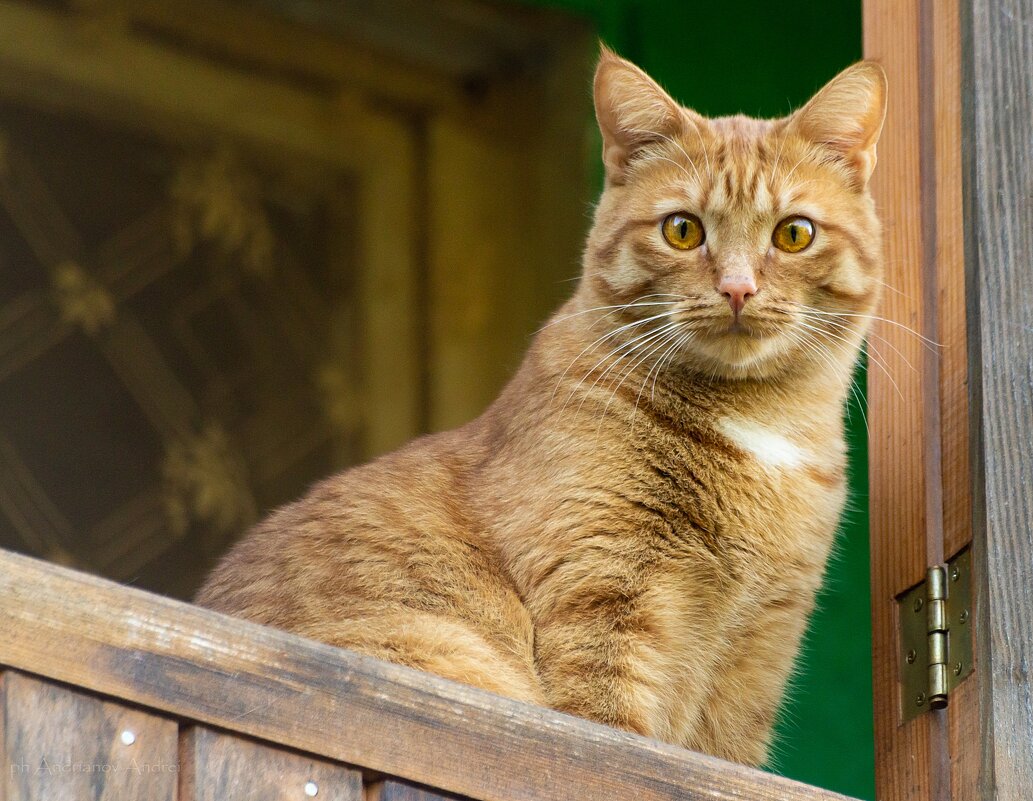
[{"left": 198, "top": 49, "right": 886, "bottom": 766}]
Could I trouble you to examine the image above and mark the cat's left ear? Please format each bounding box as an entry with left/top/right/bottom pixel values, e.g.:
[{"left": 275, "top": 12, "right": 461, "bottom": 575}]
[
  {"left": 787, "top": 61, "right": 887, "bottom": 188},
  {"left": 594, "top": 47, "right": 685, "bottom": 184}
]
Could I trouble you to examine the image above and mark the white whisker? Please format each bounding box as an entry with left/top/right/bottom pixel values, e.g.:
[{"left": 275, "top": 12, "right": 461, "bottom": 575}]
[
  {"left": 788, "top": 302, "right": 941, "bottom": 349},
  {"left": 791, "top": 328, "right": 870, "bottom": 438},
  {"left": 598, "top": 325, "right": 686, "bottom": 434},
  {"left": 566, "top": 321, "right": 684, "bottom": 416},
  {"left": 794, "top": 318, "right": 904, "bottom": 403}
]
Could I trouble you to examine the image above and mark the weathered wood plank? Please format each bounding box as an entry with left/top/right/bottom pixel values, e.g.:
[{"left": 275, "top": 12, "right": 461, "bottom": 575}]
[
  {"left": 0, "top": 671, "right": 178, "bottom": 801},
  {"left": 863, "top": 1, "right": 936, "bottom": 798},
  {"left": 929, "top": 2, "right": 981, "bottom": 798},
  {"left": 180, "top": 726, "right": 362, "bottom": 801},
  {"left": 963, "top": 0, "right": 1033, "bottom": 796},
  {"left": 0, "top": 550, "right": 859, "bottom": 801},
  {"left": 932, "top": 0, "right": 972, "bottom": 565},
  {"left": 368, "top": 779, "right": 466, "bottom": 801}
]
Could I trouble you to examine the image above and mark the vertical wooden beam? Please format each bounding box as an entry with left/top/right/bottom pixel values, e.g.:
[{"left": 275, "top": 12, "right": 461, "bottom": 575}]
[
  {"left": 426, "top": 34, "right": 592, "bottom": 432},
  {"left": 358, "top": 108, "right": 425, "bottom": 457},
  {"left": 863, "top": 2, "right": 935, "bottom": 799},
  {"left": 931, "top": 0, "right": 970, "bottom": 568},
  {"left": 179, "top": 726, "right": 362, "bottom": 801},
  {"left": 1, "top": 671, "right": 178, "bottom": 801},
  {"left": 928, "top": 4, "right": 982, "bottom": 798},
  {"left": 963, "top": 0, "right": 1033, "bottom": 796}
]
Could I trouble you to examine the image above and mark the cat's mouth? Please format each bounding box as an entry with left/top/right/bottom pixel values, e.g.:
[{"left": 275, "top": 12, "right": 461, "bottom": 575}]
[{"left": 703, "top": 316, "right": 782, "bottom": 340}]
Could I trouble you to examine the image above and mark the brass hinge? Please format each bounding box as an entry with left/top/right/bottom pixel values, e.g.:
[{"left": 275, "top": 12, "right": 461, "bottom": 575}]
[{"left": 898, "top": 547, "right": 974, "bottom": 721}]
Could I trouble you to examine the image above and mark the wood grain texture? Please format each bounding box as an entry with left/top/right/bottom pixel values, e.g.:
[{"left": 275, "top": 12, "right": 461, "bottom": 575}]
[
  {"left": 963, "top": 0, "right": 1033, "bottom": 796},
  {"left": 367, "top": 779, "right": 466, "bottom": 801},
  {"left": 930, "top": 2, "right": 981, "bottom": 798},
  {"left": 180, "top": 726, "right": 362, "bottom": 801},
  {"left": 932, "top": 0, "right": 972, "bottom": 565},
  {"left": 0, "top": 671, "right": 178, "bottom": 801},
  {"left": 863, "top": 2, "right": 935, "bottom": 799},
  {"left": 0, "top": 550, "right": 859, "bottom": 801}
]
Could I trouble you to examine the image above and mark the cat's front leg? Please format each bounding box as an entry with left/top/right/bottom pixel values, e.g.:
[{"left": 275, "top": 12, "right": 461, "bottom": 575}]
[
  {"left": 691, "top": 587, "right": 818, "bottom": 766},
  {"left": 529, "top": 560, "right": 722, "bottom": 743}
]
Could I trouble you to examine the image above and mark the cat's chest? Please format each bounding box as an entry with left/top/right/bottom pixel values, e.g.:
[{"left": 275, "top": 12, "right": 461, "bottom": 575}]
[
  {"left": 654, "top": 413, "right": 846, "bottom": 565},
  {"left": 715, "top": 417, "right": 814, "bottom": 470}
]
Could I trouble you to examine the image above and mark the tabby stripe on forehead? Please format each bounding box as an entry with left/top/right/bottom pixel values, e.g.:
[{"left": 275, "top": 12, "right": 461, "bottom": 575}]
[{"left": 745, "top": 165, "right": 761, "bottom": 201}]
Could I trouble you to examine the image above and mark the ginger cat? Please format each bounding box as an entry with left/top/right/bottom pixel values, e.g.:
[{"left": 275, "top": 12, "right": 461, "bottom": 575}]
[{"left": 198, "top": 49, "right": 886, "bottom": 766}]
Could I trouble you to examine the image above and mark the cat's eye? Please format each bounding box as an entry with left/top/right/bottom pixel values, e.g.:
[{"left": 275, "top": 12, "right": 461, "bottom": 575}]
[
  {"left": 772, "top": 217, "right": 815, "bottom": 253},
  {"left": 661, "top": 213, "right": 705, "bottom": 250}
]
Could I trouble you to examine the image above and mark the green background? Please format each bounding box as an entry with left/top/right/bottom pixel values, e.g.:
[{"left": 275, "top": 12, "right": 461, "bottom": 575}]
[{"left": 525, "top": 1, "right": 874, "bottom": 797}]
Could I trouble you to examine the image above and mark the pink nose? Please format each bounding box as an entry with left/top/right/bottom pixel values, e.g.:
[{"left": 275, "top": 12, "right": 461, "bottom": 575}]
[{"left": 718, "top": 275, "right": 757, "bottom": 317}]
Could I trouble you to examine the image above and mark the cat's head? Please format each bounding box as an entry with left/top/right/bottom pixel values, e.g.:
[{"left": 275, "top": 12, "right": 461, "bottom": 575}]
[{"left": 580, "top": 49, "right": 886, "bottom": 381}]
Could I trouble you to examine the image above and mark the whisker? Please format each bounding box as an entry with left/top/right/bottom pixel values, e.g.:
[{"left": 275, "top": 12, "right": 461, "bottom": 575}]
[
  {"left": 537, "top": 295, "right": 688, "bottom": 334},
  {"left": 566, "top": 321, "right": 684, "bottom": 415},
  {"left": 684, "top": 116, "right": 714, "bottom": 181},
  {"left": 651, "top": 155, "right": 696, "bottom": 182},
  {"left": 769, "top": 132, "right": 788, "bottom": 186},
  {"left": 598, "top": 325, "right": 686, "bottom": 434},
  {"left": 628, "top": 330, "right": 687, "bottom": 435},
  {"left": 806, "top": 313, "right": 919, "bottom": 373},
  {"left": 795, "top": 319, "right": 904, "bottom": 403},
  {"left": 548, "top": 303, "right": 691, "bottom": 402},
  {"left": 871, "top": 276, "right": 911, "bottom": 300},
  {"left": 788, "top": 302, "right": 942, "bottom": 349},
  {"left": 780, "top": 152, "right": 810, "bottom": 186},
  {"left": 649, "top": 329, "right": 694, "bottom": 403},
  {"left": 645, "top": 129, "right": 704, "bottom": 185},
  {"left": 791, "top": 329, "right": 870, "bottom": 438}
]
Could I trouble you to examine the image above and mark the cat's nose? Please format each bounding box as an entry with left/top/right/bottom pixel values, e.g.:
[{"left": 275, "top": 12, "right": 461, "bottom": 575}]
[{"left": 718, "top": 275, "right": 757, "bottom": 318}]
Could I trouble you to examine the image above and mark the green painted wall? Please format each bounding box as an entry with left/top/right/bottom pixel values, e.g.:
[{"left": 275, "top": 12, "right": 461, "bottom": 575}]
[{"left": 524, "top": 2, "right": 875, "bottom": 797}]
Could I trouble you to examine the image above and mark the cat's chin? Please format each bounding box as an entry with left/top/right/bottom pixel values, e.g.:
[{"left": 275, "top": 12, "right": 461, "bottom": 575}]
[{"left": 683, "top": 333, "right": 793, "bottom": 381}]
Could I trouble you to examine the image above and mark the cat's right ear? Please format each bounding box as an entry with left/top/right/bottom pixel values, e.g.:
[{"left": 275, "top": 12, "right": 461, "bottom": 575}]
[
  {"left": 594, "top": 47, "right": 684, "bottom": 184},
  {"left": 787, "top": 61, "right": 887, "bottom": 188}
]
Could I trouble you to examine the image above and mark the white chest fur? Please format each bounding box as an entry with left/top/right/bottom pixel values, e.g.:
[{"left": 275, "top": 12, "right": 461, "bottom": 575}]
[{"left": 717, "top": 417, "right": 810, "bottom": 470}]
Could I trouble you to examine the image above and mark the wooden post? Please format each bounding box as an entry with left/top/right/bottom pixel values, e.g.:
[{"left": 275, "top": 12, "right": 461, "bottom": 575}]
[
  {"left": 963, "top": 0, "right": 1033, "bottom": 796},
  {"left": 864, "top": 1, "right": 951, "bottom": 797},
  {"left": 866, "top": 0, "right": 1033, "bottom": 797}
]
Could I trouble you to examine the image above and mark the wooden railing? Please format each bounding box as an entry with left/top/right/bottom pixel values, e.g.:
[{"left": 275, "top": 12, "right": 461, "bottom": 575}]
[{"left": 0, "top": 549, "right": 856, "bottom": 801}]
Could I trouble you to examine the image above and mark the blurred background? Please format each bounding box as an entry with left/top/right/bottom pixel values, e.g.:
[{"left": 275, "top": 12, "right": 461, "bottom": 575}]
[{"left": 0, "top": 0, "right": 872, "bottom": 796}]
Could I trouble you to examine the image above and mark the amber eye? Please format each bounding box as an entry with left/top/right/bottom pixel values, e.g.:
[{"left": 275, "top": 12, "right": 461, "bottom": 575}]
[
  {"left": 661, "top": 213, "right": 705, "bottom": 250},
  {"left": 773, "top": 216, "right": 815, "bottom": 253}
]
